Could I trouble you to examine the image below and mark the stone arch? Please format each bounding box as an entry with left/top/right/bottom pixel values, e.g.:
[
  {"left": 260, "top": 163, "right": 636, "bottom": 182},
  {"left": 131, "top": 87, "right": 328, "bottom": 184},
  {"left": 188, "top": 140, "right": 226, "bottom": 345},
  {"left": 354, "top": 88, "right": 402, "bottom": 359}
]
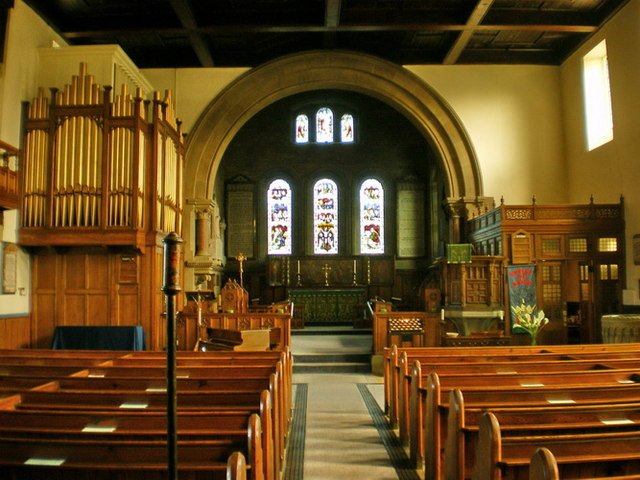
[{"left": 184, "top": 50, "right": 483, "bottom": 203}]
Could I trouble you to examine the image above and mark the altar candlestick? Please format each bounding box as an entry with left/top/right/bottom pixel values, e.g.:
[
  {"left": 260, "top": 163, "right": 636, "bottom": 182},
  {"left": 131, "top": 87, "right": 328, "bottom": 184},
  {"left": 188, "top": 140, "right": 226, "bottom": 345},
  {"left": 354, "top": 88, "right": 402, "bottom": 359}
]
[{"left": 352, "top": 258, "right": 358, "bottom": 286}]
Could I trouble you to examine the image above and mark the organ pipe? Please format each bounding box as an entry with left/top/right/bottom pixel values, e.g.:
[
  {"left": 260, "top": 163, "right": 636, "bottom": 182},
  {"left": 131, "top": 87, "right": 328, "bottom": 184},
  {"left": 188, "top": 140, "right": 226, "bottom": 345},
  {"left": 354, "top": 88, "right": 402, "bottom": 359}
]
[{"left": 20, "top": 63, "right": 184, "bottom": 247}]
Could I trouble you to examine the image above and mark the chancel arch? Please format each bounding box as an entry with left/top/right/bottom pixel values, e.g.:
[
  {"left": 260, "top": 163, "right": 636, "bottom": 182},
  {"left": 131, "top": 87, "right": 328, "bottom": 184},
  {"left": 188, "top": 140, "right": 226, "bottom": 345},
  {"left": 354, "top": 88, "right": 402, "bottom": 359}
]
[{"left": 183, "top": 50, "right": 490, "bottom": 293}]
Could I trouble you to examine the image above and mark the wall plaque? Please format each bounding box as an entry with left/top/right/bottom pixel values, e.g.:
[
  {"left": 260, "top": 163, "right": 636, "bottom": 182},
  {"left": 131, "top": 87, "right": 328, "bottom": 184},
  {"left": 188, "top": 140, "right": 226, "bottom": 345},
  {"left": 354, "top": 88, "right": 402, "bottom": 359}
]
[
  {"left": 226, "top": 177, "right": 255, "bottom": 259},
  {"left": 397, "top": 186, "right": 425, "bottom": 258},
  {"left": 2, "top": 243, "right": 17, "bottom": 294}
]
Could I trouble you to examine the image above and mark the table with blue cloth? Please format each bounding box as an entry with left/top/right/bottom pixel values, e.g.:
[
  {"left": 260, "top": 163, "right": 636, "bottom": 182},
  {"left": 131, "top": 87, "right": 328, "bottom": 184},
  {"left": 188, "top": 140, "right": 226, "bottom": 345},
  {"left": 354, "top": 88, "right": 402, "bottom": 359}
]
[{"left": 51, "top": 326, "right": 145, "bottom": 350}]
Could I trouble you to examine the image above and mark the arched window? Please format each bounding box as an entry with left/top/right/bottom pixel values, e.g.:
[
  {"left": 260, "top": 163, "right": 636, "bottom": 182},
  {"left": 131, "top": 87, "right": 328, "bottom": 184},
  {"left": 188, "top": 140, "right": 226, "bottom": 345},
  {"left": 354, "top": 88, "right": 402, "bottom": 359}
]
[
  {"left": 267, "top": 179, "right": 292, "bottom": 255},
  {"left": 316, "top": 108, "right": 333, "bottom": 143},
  {"left": 313, "top": 178, "right": 338, "bottom": 254},
  {"left": 341, "top": 114, "right": 354, "bottom": 143},
  {"left": 295, "top": 114, "right": 308, "bottom": 144},
  {"left": 360, "top": 178, "right": 384, "bottom": 254}
]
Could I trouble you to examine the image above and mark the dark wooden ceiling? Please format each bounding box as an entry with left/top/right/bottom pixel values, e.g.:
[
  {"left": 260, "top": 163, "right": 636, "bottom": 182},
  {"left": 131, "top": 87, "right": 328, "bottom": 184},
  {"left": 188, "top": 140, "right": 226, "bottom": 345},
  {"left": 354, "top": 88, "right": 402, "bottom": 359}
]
[{"left": 22, "top": 0, "right": 630, "bottom": 68}]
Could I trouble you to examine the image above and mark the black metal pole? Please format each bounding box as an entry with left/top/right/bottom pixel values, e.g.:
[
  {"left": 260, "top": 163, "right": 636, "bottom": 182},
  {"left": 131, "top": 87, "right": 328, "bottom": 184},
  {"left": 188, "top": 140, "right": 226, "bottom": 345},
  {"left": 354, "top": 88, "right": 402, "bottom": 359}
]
[{"left": 162, "top": 232, "right": 183, "bottom": 480}]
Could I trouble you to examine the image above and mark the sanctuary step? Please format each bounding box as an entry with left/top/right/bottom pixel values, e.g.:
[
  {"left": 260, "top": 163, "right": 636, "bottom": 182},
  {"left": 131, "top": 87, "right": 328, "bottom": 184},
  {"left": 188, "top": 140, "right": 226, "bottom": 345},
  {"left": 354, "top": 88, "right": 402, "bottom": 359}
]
[
  {"left": 293, "top": 353, "right": 372, "bottom": 373},
  {"left": 291, "top": 327, "right": 372, "bottom": 373}
]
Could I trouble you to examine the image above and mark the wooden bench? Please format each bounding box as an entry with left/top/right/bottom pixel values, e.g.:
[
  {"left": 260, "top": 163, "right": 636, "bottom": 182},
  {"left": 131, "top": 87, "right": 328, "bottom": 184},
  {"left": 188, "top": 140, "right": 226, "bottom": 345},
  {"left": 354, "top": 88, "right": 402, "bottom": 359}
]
[
  {"left": 406, "top": 359, "right": 640, "bottom": 469},
  {"left": 0, "top": 349, "right": 291, "bottom": 480},
  {"left": 474, "top": 411, "right": 640, "bottom": 479},
  {"left": 396, "top": 350, "right": 640, "bottom": 447},
  {"left": 446, "top": 388, "right": 640, "bottom": 480},
  {"left": 384, "top": 344, "right": 640, "bottom": 426},
  {"left": 0, "top": 402, "right": 269, "bottom": 480},
  {"left": 422, "top": 371, "right": 640, "bottom": 480},
  {"left": 0, "top": 424, "right": 258, "bottom": 480}
]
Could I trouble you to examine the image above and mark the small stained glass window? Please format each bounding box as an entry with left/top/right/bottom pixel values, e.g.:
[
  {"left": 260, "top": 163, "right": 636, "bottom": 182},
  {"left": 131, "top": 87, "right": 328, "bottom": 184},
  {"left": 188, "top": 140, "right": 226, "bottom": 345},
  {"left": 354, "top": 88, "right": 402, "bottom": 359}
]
[
  {"left": 598, "top": 237, "right": 618, "bottom": 252},
  {"left": 295, "top": 114, "right": 308, "bottom": 143},
  {"left": 267, "top": 179, "right": 292, "bottom": 255},
  {"left": 542, "top": 238, "right": 561, "bottom": 254},
  {"left": 316, "top": 108, "right": 333, "bottom": 143},
  {"left": 569, "top": 238, "right": 588, "bottom": 253},
  {"left": 341, "top": 114, "right": 354, "bottom": 143},
  {"left": 360, "top": 178, "right": 384, "bottom": 254},
  {"left": 313, "top": 179, "right": 338, "bottom": 254},
  {"left": 600, "top": 264, "right": 609, "bottom": 280}
]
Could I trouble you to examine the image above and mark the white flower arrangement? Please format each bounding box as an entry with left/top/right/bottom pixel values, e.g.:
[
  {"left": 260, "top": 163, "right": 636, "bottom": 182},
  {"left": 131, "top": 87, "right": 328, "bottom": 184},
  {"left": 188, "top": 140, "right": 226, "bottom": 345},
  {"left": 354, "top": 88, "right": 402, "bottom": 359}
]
[{"left": 511, "top": 299, "right": 549, "bottom": 344}]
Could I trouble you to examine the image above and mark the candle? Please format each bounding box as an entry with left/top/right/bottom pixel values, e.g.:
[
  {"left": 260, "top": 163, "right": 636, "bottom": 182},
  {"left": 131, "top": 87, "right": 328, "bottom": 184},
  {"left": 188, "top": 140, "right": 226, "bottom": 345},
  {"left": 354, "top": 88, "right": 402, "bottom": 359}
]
[
  {"left": 441, "top": 308, "right": 445, "bottom": 321},
  {"left": 297, "top": 260, "right": 301, "bottom": 275},
  {"left": 353, "top": 259, "right": 357, "bottom": 274}
]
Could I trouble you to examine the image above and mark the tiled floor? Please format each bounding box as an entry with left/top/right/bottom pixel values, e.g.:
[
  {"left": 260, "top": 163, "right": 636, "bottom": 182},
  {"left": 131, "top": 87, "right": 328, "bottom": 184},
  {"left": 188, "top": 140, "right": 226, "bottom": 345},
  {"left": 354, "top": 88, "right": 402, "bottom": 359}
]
[{"left": 285, "top": 330, "right": 419, "bottom": 480}]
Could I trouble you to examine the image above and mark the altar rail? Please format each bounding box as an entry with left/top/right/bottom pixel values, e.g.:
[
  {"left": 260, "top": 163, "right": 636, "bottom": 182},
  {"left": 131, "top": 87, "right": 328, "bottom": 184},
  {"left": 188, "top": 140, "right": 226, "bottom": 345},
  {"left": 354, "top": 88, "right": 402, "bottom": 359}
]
[{"left": 176, "top": 312, "right": 291, "bottom": 351}]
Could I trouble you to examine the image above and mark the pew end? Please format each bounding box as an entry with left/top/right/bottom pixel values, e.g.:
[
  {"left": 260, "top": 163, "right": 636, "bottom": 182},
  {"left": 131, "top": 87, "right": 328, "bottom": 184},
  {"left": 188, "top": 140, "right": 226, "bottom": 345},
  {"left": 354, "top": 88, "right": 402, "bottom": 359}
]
[{"left": 529, "top": 448, "right": 559, "bottom": 480}]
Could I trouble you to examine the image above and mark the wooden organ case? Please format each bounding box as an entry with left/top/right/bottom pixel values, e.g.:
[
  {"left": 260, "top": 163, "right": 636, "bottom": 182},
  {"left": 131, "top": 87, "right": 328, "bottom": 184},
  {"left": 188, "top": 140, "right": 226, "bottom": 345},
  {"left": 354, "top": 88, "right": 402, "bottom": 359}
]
[{"left": 20, "top": 64, "right": 184, "bottom": 350}]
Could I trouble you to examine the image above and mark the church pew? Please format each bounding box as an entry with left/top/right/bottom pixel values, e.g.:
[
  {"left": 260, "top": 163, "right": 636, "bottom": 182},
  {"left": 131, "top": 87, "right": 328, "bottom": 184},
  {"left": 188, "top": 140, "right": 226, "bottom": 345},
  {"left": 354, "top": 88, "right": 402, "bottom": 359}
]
[
  {"left": 395, "top": 348, "right": 640, "bottom": 445},
  {"left": 474, "top": 411, "right": 640, "bottom": 480},
  {"left": 528, "top": 448, "right": 640, "bottom": 480},
  {"left": 422, "top": 371, "right": 640, "bottom": 480},
  {"left": 445, "top": 388, "right": 640, "bottom": 480},
  {"left": 18, "top": 377, "right": 284, "bottom": 477},
  {"left": 406, "top": 361, "right": 640, "bottom": 467},
  {"left": 0, "top": 347, "right": 293, "bottom": 415},
  {"left": 0, "top": 400, "right": 274, "bottom": 480},
  {"left": 0, "top": 418, "right": 260, "bottom": 480},
  {"left": 0, "top": 350, "right": 291, "bottom": 463},
  {"left": 384, "top": 344, "right": 640, "bottom": 424},
  {"left": 0, "top": 352, "right": 288, "bottom": 479},
  {"left": 0, "top": 360, "right": 289, "bottom": 456}
]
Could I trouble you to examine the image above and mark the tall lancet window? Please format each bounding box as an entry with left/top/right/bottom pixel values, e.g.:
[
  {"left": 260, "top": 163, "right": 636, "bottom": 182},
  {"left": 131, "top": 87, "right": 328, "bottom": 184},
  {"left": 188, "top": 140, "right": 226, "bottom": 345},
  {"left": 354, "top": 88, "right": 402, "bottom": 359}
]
[
  {"left": 341, "top": 114, "right": 354, "bottom": 143},
  {"left": 313, "top": 179, "right": 338, "bottom": 254},
  {"left": 267, "top": 179, "right": 292, "bottom": 255},
  {"left": 360, "top": 178, "right": 384, "bottom": 254},
  {"left": 295, "top": 114, "right": 309, "bottom": 144},
  {"left": 316, "top": 108, "right": 333, "bottom": 143}
]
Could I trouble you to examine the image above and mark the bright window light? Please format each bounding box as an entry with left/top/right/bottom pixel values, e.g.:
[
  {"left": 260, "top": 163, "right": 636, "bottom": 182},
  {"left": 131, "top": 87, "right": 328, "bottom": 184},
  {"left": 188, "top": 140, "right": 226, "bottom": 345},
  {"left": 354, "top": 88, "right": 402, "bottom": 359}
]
[{"left": 583, "top": 40, "right": 613, "bottom": 151}]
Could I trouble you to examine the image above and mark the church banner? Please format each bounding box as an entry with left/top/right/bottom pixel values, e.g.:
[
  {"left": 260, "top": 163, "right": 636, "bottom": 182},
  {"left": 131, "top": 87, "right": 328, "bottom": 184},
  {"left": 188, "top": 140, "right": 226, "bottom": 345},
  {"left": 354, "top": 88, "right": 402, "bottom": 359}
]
[{"left": 506, "top": 264, "right": 537, "bottom": 332}]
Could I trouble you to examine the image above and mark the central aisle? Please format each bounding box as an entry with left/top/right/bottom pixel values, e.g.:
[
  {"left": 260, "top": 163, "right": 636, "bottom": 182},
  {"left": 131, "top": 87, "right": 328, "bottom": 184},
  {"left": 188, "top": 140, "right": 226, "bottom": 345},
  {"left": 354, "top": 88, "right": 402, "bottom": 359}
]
[{"left": 285, "top": 330, "right": 419, "bottom": 480}]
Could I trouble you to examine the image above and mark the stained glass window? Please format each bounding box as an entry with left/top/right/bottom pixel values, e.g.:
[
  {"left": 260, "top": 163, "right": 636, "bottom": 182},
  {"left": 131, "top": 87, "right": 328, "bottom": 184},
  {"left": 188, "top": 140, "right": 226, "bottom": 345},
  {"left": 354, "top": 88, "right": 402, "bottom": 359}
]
[
  {"left": 267, "top": 179, "right": 292, "bottom": 255},
  {"left": 295, "top": 114, "right": 309, "bottom": 143},
  {"left": 360, "top": 179, "right": 384, "bottom": 254},
  {"left": 313, "top": 178, "right": 338, "bottom": 254},
  {"left": 316, "top": 108, "right": 333, "bottom": 143},
  {"left": 341, "top": 114, "right": 354, "bottom": 143}
]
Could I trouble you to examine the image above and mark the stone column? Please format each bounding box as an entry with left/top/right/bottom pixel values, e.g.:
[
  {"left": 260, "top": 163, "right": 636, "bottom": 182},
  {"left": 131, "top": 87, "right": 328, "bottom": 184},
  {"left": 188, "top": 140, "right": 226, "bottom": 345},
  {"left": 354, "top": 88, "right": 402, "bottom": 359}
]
[{"left": 184, "top": 197, "right": 224, "bottom": 293}]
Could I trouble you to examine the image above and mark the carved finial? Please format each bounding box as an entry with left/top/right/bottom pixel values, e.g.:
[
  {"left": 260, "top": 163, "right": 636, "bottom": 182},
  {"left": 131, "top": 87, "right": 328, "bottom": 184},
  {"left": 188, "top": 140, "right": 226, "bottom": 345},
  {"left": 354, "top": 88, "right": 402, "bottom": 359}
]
[
  {"left": 500, "top": 196, "right": 504, "bottom": 205},
  {"left": 590, "top": 194, "right": 594, "bottom": 204},
  {"left": 532, "top": 194, "right": 536, "bottom": 205}
]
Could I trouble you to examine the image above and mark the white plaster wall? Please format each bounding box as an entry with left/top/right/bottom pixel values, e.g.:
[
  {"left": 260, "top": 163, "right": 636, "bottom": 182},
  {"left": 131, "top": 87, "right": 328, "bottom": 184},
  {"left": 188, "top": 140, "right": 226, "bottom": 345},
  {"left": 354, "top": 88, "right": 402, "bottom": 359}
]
[
  {"left": 561, "top": 0, "right": 640, "bottom": 304},
  {"left": 144, "top": 63, "right": 567, "bottom": 206},
  {"left": 142, "top": 68, "right": 249, "bottom": 134},
  {"left": 0, "top": 1, "right": 66, "bottom": 316},
  {"left": 406, "top": 65, "right": 566, "bottom": 205}
]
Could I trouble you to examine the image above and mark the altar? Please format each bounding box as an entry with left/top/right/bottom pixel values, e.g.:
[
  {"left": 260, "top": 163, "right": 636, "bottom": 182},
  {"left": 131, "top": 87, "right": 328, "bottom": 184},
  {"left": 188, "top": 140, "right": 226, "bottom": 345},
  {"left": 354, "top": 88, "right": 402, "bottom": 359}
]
[{"left": 289, "top": 288, "right": 367, "bottom": 326}]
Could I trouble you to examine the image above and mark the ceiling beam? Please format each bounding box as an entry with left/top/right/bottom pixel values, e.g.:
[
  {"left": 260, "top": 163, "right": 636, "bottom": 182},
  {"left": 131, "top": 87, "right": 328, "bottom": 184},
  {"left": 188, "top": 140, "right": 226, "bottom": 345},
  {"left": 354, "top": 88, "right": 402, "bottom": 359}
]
[
  {"left": 168, "top": 0, "right": 214, "bottom": 67},
  {"left": 62, "top": 21, "right": 598, "bottom": 40},
  {"left": 444, "top": 0, "right": 494, "bottom": 65}
]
